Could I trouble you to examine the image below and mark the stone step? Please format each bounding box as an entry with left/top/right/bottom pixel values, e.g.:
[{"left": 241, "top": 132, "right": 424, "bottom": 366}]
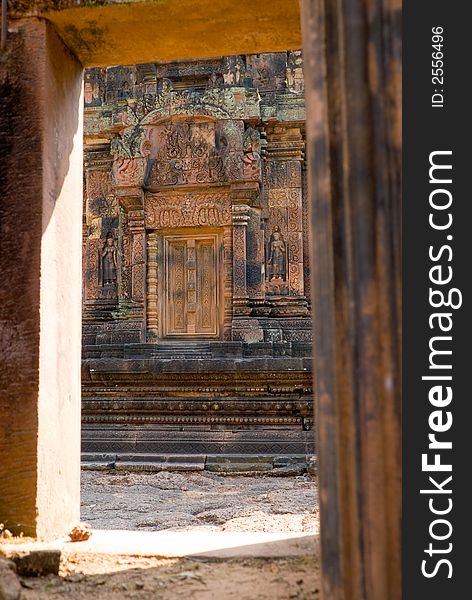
[{"left": 81, "top": 453, "right": 316, "bottom": 475}]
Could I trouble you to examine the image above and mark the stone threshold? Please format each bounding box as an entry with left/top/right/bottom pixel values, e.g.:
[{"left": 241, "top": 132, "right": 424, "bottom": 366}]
[{"left": 81, "top": 453, "right": 317, "bottom": 475}]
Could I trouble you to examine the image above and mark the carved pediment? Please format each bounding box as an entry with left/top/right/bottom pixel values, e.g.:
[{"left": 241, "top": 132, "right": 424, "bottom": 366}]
[{"left": 143, "top": 121, "right": 246, "bottom": 188}]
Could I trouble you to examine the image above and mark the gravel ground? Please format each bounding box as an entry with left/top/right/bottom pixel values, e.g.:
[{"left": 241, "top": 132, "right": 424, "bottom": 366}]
[
  {"left": 80, "top": 470, "right": 319, "bottom": 533},
  {"left": 15, "top": 471, "right": 320, "bottom": 599}
]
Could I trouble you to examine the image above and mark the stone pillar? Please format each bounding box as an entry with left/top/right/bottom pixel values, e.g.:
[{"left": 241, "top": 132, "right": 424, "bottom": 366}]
[
  {"left": 146, "top": 232, "right": 159, "bottom": 340},
  {"left": 265, "top": 125, "right": 308, "bottom": 316},
  {"left": 115, "top": 188, "right": 146, "bottom": 323},
  {"left": 231, "top": 204, "right": 251, "bottom": 316},
  {"left": 230, "top": 182, "right": 264, "bottom": 317},
  {"left": 0, "top": 19, "right": 83, "bottom": 539},
  {"left": 83, "top": 144, "right": 118, "bottom": 317},
  {"left": 230, "top": 183, "right": 266, "bottom": 341},
  {"left": 128, "top": 210, "right": 146, "bottom": 308}
]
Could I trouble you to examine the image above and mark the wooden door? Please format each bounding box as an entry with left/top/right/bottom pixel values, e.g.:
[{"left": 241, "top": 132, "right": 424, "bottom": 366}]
[{"left": 164, "top": 234, "right": 219, "bottom": 337}]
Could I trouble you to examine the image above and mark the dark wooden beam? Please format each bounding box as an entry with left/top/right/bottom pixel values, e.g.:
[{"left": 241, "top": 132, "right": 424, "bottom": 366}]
[{"left": 301, "top": 0, "right": 402, "bottom": 598}]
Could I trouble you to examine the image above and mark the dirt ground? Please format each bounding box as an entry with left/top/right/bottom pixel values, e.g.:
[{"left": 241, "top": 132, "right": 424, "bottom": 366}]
[
  {"left": 20, "top": 555, "right": 320, "bottom": 599},
  {"left": 18, "top": 470, "right": 320, "bottom": 599}
]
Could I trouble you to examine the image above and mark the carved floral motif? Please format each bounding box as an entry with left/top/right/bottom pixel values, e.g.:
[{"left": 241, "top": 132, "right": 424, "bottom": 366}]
[
  {"left": 144, "top": 121, "right": 245, "bottom": 187},
  {"left": 145, "top": 192, "right": 231, "bottom": 229},
  {"left": 86, "top": 170, "right": 112, "bottom": 201},
  {"left": 242, "top": 126, "right": 262, "bottom": 179}
]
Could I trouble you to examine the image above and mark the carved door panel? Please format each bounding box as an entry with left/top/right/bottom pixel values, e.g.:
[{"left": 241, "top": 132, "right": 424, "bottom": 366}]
[{"left": 164, "top": 234, "right": 219, "bottom": 337}]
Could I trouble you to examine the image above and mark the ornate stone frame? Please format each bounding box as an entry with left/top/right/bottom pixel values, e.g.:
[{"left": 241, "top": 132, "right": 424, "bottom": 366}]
[{"left": 145, "top": 188, "right": 233, "bottom": 341}]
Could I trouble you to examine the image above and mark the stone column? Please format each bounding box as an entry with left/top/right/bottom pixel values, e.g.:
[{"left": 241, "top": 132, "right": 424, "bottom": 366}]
[
  {"left": 146, "top": 232, "right": 159, "bottom": 340},
  {"left": 83, "top": 144, "right": 117, "bottom": 318},
  {"left": 231, "top": 204, "right": 251, "bottom": 316},
  {"left": 115, "top": 188, "right": 146, "bottom": 323},
  {"left": 0, "top": 20, "right": 83, "bottom": 539},
  {"left": 230, "top": 183, "right": 266, "bottom": 341},
  {"left": 265, "top": 125, "right": 308, "bottom": 316},
  {"left": 128, "top": 210, "right": 146, "bottom": 309}
]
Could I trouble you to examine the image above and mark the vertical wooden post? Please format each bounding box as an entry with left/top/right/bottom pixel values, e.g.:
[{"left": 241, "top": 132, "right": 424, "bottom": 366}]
[{"left": 301, "top": 0, "right": 402, "bottom": 598}]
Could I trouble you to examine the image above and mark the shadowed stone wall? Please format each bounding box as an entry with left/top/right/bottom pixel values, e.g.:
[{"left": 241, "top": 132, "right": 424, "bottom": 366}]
[{"left": 0, "top": 18, "right": 83, "bottom": 539}]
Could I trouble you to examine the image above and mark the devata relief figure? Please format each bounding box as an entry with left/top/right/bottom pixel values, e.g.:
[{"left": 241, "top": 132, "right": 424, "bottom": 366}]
[
  {"left": 101, "top": 233, "right": 117, "bottom": 286},
  {"left": 268, "top": 226, "right": 286, "bottom": 281}
]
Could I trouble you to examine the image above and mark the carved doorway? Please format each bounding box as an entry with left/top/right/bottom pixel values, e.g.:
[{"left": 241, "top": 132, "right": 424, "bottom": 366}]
[{"left": 163, "top": 232, "right": 221, "bottom": 338}]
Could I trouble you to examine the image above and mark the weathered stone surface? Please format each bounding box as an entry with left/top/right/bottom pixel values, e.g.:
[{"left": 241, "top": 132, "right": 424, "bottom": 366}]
[
  {"left": 81, "top": 53, "right": 313, "bottom": 459},
  {"left": 7, "top": 550, "right": 61, "bottom": 576},
  {"left": 0, "top": 18, "right": 82, "bottom": 540},
  {"left": 8, "top": 1, "right": 302, "bottom": 67},
  {"left": 0, "top": 558, "right": 21, "bottom": 600},
  {"left": 205, "top": 462, "right": 273, "bottom": 474}
]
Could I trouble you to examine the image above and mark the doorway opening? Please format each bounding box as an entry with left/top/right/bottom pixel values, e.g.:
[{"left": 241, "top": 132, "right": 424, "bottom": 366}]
[{"left": 78, "top": 50, "right": 319, "bottom": 597}]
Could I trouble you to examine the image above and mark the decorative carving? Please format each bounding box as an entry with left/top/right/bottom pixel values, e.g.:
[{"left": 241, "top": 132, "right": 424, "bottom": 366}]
[
  {"left": 143, "top": 121, "right": 247, "bottom": 188},
  {"left": 197, "top": 241, "right": 214, "bottom": 331},
  {"left": 84, "top": 238, "right": 100, "bottom": 302},
  {"left": 132, "top": 239, "right": 145, "bottom": 303},
  {"left": 110, "top": 130, "right": 147, "bottom": 187},
  {"left": 206, "top": 72, "right": 224, "bottom": 91},
  {"left": 267, "top": 226, "right": 287, "bottom": 281},
  {"left": 146, "top": 233, "right": 159, "bottom": 339},
  {"left": 84, "top": 68, "right": 105, "bottom": 106},
  {"left": 100, "top": 233, "right": 118, "bottom": 287},
  {"left": 266, "top": 160, "right": 301, "bottom": 189},
  {"left": 232, "top": 206, "right": 250, "bottom": 309},
  {"left": 124, "top": 80, "right": 259, "bottom": 127},
  {"left": 106, "top": 66, "right": 136, "bottom": 103},
  {"left": 286, "top": 51, "right": 305, "bottom": 94},
  {"left": 246, "top": 53, "right": 287, "bottom": 91},
  {"left": 242, "top": 126, "right": 262, "bottom": 179},
  {"left": 145, "top": 192, "right": 231, "bottom": 228},
  {"left": 222, "top": 55, "right": 245, "bottom": 86},
  {"left": 170, "top": 242, "right": 186, "bottom": 332},
  {"left": 120, "top": 229, "right": 132, "bottom": 301},
  {"left": 86, "top": 171, "right": 111, "bottom": 200},
  {"left": 88, "top": 194, "right": 117, "bottom": 218}
]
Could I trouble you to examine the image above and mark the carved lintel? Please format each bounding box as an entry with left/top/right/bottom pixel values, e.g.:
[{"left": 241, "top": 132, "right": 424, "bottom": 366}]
[{"left": 145, "top": 190, "right": 231, "bottom": 229}]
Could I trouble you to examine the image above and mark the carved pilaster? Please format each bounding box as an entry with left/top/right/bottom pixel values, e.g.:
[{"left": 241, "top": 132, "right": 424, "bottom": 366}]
[
  {"left": 115, "top": 188, "right": 146, "bottom": 321},
  {"left": 146, "top": 232, "right": 158, "bottom": 340},
  {"left": 264, "top": 125, "right": 308, "bottom": 316},
  {"left": 230, "top": 182, "right": 263, "bottom": 317},
  {"left": 83, "top": 143, "right": 119, "bottom": 318},
  {"left": 223, "top": 226, "right": 233, "bottom": 340},
  {"left": 231, "top": 204, "right": 251, "bottom": 316},
  {"left": 129, "top": 210, "right": 146, "bottom": 306}
]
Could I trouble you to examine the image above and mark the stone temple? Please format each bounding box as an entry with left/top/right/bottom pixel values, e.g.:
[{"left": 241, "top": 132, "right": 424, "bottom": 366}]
[{"left": 81, "top": 51, "right": 314, "bottom": 463}]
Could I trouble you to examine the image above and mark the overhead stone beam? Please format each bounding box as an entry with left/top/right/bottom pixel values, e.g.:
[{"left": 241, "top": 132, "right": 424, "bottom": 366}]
[{"left": 8, "top": 0, "right": 302, "bottom": 67}]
